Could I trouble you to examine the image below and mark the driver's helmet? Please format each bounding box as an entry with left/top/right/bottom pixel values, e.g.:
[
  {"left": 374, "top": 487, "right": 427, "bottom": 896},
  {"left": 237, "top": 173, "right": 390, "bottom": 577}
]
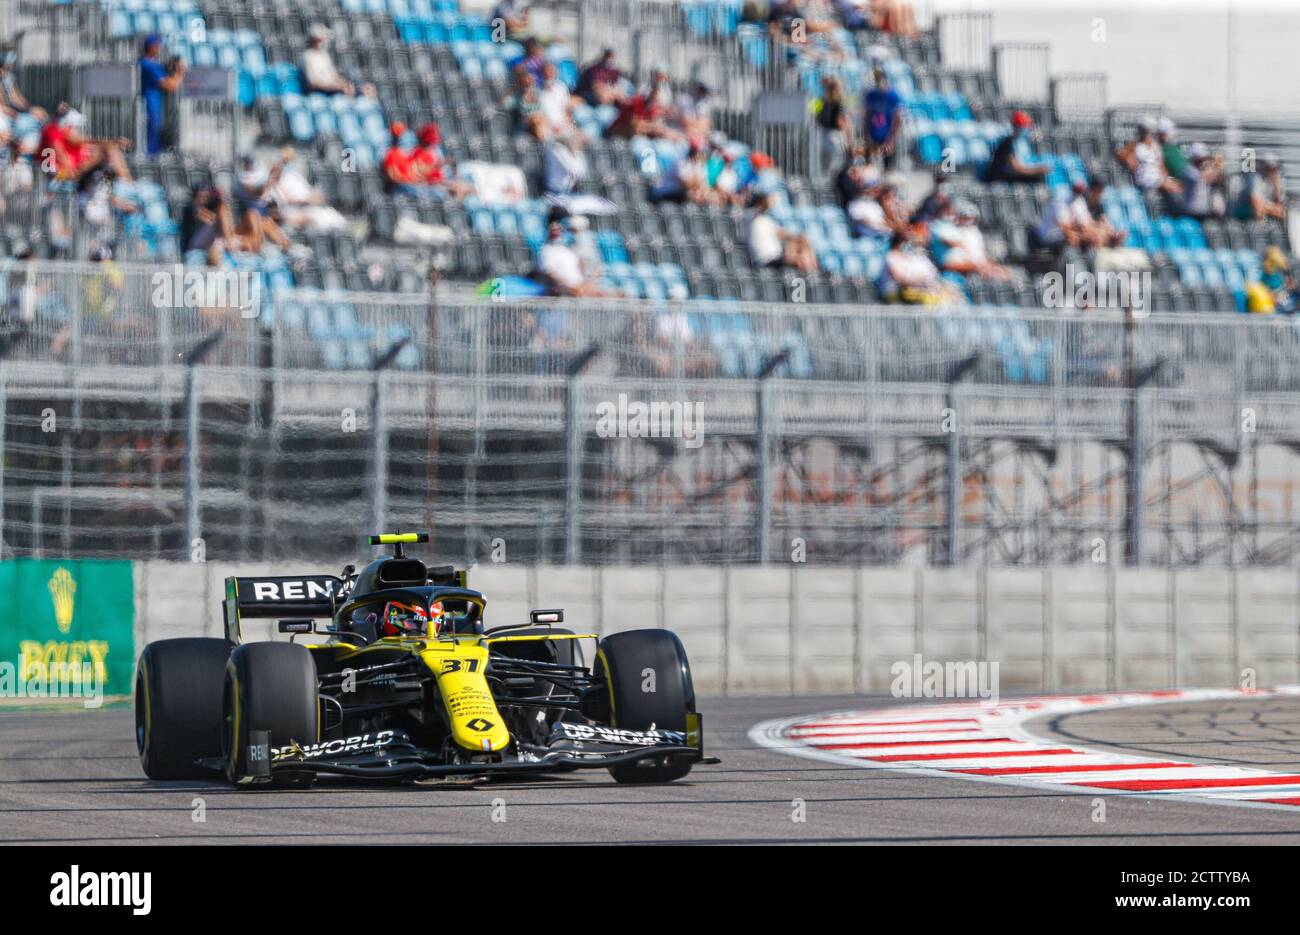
[{"left": 380, "top": 600, "right": 432, "bottom": 637}]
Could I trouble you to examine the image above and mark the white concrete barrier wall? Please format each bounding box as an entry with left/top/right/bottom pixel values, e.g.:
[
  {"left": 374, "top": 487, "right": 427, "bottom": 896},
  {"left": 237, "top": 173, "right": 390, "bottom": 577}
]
[{"left": 133, "top": 562, "right": 1300, "bottom": 695}]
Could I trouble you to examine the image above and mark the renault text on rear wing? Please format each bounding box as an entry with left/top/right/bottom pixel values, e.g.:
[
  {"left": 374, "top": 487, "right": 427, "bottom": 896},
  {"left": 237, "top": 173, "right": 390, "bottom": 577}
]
[{"left": 223, "top": 575, "right": 344, "bottom": 642}]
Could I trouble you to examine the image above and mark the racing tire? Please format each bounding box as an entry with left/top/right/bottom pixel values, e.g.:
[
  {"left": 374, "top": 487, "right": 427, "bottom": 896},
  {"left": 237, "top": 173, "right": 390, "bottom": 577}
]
[
  {"left": 135, "top": 638, "right": 232, "bottom": 780},
  {"left": 595, "top": 629, "right": 696, "bottom": 784},
  {"left": 222, "top": 641, "right": 319, "bottom": 786}
]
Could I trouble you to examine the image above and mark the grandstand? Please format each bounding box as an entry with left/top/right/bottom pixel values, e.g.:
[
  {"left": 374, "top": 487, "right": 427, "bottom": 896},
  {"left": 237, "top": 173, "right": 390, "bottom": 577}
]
[{"left": 0, "top": 0, "right": 1298, "bottom": 567}]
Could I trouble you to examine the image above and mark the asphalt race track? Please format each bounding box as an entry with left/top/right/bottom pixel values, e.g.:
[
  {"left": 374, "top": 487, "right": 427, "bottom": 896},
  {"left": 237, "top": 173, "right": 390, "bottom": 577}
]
[{"left": 3, "top": 694, "right": 1300, "bottom": 845}]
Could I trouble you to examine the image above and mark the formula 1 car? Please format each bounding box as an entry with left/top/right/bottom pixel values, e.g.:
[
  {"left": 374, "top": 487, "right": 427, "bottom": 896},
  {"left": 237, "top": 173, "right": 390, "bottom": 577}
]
[{"left": 135, "top": 533, "right": 715, "bottom": 787}]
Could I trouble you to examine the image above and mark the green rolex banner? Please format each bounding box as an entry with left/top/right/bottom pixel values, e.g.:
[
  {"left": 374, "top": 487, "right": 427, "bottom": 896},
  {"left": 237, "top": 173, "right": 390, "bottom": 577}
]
[{"left": 0, "top": 559, "right": 136, "bottom": 702}]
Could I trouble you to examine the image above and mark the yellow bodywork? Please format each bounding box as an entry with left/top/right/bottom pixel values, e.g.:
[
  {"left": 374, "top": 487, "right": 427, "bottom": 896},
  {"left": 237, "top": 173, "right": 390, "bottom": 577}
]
[{"left": 311, "top": 630, "right": 595, "bottom": 755}]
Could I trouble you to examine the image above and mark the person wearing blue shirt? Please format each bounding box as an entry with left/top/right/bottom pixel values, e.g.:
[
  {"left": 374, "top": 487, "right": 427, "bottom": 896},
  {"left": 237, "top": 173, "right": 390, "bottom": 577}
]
[
  {"left": 138, "top": 35, "right": 184, "bottom": 156},
  {"left": 863, "top": 69, "right": 903, "bottom": 168}
]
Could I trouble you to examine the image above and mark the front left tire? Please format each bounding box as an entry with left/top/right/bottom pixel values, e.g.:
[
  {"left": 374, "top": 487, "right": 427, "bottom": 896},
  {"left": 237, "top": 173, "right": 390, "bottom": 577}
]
[{"left": 222, "top": 641, "right": 319, "bottom": 785}]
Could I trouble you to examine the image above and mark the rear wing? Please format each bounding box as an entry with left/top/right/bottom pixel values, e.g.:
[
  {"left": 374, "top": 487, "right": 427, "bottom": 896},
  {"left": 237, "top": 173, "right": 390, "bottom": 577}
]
[{"left": 223, "top": 575, "right": 344, "bottom": 643}]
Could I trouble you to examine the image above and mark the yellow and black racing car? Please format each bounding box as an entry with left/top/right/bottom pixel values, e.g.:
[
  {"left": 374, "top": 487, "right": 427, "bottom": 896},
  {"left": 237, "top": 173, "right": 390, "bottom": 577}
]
[{"left": 135, "top": 533, "right": 715, "bottom": 787}]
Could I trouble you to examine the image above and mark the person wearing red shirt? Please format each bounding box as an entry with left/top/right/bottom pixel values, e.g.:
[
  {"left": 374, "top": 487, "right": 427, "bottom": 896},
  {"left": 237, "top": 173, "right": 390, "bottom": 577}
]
[
  {"left": 606, "top": 72, "right": 681, "bottom": 141},
  {"left": 38, "top": 107, "right": 132, "bottom": 182}
]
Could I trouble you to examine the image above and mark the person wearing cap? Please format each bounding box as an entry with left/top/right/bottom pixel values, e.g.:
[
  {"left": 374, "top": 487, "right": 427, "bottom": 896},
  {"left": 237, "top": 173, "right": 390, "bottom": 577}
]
[
  {"left": 139, "top": 35, "right": 184, "bottom": 155},
  {"left": 1114, "top": 116, "right": 1180, "bottom": 197},
  {"left": 382, "top": 122, "right": 425, "bottom": 197},
  {"left": 301, "top": 25, "right": 356, "bottom": 96},
  {"left": 38, "top": 103, "right": 133, "bottom": 183},
  {"left": 1177, "top": 142, "right": 1225, "bottom": 218},
  {"left": 931, "top": 200, "right": 1012, "bottom": 281},
  {"left": 576, "top": 48, "right": 624, "bottom": 107},
  {"left": 1234, "top": 153, "right": 1287, "bottom": 222},
  {"left": 985, "top": 110, "right": 1049, "bottom": 184},
  {"left": 1155, "top": 117, "right": 1189, "bottom": 179}
]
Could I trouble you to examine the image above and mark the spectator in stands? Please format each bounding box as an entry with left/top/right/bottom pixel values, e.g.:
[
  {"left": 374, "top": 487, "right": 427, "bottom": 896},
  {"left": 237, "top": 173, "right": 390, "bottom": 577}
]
[
  {"left": 78, "top": 165, "right": 136, "bottom": 242},
  {"left": 872, "top": 0, "right": 920, "bottom": 36},
  {"left": 0, "top": 44, "right": 47, "bottom": 126},
  {"left": 180, "top": 186, "right": 234, "bottom": 266},
  {"left": 813, "top": 75, "right": 853, "bottom": 173},
  {"left": 234, "top": 153, "right": 309, "bottom": 257},
  {"left": 675, "top": 81, "right": 714, "bottom": 143},
  {"left": 986, "top": 110, "right": 1049, "bottom": 184},
  {"left": 382, "top": 121, "right": 426, "bottom": 197},
  {"left": 538, "top": 62, "right": 576, "bottom": 137},
  {"left": 491, "top": 0, "right": 532, "bottom": 41},
  {"left": 1260, "top": 246, "right": 1296, "bottom": 313},
  {"left": 542, "top": 130, "right": 589, "bottom": 196},
  {"left": 1114, "top": 117, "right": 1181, "bottom": 200},
  {"left": 1234, "top": 153, "right": 1287, "bottom": 222},
  {"left": 1176, "top": 142, "right": 1226, "bottom": 219},
  {"left": 767, "top": 0, "right": 837, "bottom": 40},
  {"left": 878, "top": 225, "right": 963, "bottom": 305},
  {"left": 1077, "top": 178, "right": 1127, "bottom": 247},
  {"left": 138, "top": 35, "right": 184, "bottom": 156},
  {"left": 569, "top": 215, "right": 603, "bottom": 282},
  {"left": 512, "top": 37, "right": 548, "bottom": 90},
  {"left": 538, "top": 221, "right": 607, "bottom": 297},
  {"left": 649, "top": 143, "right": 711, "bottom": 205},
  {"left": 1156, "top": 117, "right": 1188, "bottom": 180},
  {"left": 1032, "top": 178, "right": 1123, "bottom": 251},
  {"left": 863, "top": 69, "right": 903, "bottom": 169},
  {"left": 511, "top": 69, "right": 548, "bottom": 140},
  {"left": 38, "top": 106, "right": 133, "bottom": 183},
  {"left": 930, "top": 201, "right": 1013, "bottom": 281},
  {"left": 745, "top": 150, "right": 785, "bottom": 198},
  {"left": 705, "top": 142, "right": 747, "bottom": 208},
  {"left": 268, "top": 147, "right": 349, "bottom": 233},
  {"left": 606, "top": 71, "right": 681, "bottom": 142},
  {"left": 576, "top": 48, "right": 625, "bottom": 107},
  {"left": 748, "top": 194, "right": 818, "bottom": 274},
  {"left": 301, "top": 25, "right": 372, "bottom": 97},
  {"left": 912, "top": 169, "right": 952, "bottom": 223},
  {"left": 411, "top": 122, "right": 472, "bottom": 199}
]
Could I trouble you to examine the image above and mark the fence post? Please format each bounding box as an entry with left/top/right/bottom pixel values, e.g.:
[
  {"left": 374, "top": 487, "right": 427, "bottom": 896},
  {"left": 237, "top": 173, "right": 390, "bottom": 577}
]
[
  {"left": 182, "top": 366, "right": 201, "bottom": 556},
  {"left": 370, "top": 371, "right": 388, "bottom": 534},
  {"left": 755, "top": 350, "right": 790, "bottom": 563},
  {"left": 945, "top": 354, "right": 980, "bottom": 566},
  {"left": 564, "top": 344, "right": 601, "bottom": 565}
]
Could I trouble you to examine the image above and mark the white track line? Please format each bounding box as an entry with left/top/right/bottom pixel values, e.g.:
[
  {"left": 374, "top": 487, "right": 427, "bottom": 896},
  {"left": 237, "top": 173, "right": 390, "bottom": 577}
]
[{"left": 750, "top": 687, "right": 1300, "bottom": 813}]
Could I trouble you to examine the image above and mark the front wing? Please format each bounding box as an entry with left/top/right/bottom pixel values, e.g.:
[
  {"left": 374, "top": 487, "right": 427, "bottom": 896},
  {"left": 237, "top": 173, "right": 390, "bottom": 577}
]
[{"left": 247, "top": 716, "right": 715, "bottom": 783}]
